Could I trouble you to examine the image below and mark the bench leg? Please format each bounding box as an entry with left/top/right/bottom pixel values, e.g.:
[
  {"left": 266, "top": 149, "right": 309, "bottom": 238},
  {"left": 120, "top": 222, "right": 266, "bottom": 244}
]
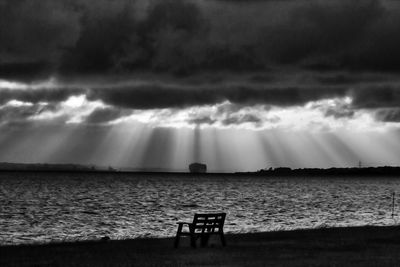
[
  {"left": 220, "top": 233, "right": 226, "bottom": 247},
  {"left": 174, "top": 224, "right": 183, "bottom": 248},
  {"left": 200, "top": 234, "right": 210, "bottom": 247},
  {"left": 174, "top": 235, "right": 180, "bottom": 248},
  {"left": 190, "top": 234, "right": 197, "bottom": 248}
]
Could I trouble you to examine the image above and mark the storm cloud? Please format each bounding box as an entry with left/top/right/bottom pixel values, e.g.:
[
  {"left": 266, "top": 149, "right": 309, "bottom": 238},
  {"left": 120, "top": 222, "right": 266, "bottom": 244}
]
[
  {"left": 2, "top": 0, "right": 400, "bottom": 78},
  {"left": 0, "top": 88, "right": 84, "bottom": 105},
  {"left": 2, "top": 75, "right": 400, "bottom": 111},
  {"left": 85, "top": 107, "right": 130, "bottom": 124},
  {"left": 375, "top": 108, "right": 400, "bottom": 122},
  {"left": 87, "top": 83, "right": 348, "bottom": 109},
  {"left": 2, "top": 0, "right": 400, "bottom": 128}
]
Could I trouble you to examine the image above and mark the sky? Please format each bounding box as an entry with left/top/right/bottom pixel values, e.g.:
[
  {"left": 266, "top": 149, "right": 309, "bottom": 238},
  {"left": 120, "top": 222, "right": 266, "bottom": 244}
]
[{"left": 1, "top": 0, "right": 400, "bottom": 172}]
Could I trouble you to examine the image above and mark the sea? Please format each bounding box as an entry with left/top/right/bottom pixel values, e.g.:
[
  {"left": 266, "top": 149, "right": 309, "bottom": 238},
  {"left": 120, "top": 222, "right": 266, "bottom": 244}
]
[{"left": 1, "top": 172, "right": 400, "bottom": 245}]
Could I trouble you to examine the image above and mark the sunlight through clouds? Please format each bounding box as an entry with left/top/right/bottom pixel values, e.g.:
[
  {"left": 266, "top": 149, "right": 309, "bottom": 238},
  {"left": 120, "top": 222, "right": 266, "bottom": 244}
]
[
  {"left": 107, "top": 98, "right": 398, "bottom": 132},
  {"left": 1, "top": 0, "right": 400, "bottom": 173},
  {"left": 1, "top": 77, "right": 400, "bottom": 172},
  {"left": 30, "top": 94, "right": 106, "bottom": 124},
  {"left": 1, "top": 94, "right": 397, "bottom": 131}
]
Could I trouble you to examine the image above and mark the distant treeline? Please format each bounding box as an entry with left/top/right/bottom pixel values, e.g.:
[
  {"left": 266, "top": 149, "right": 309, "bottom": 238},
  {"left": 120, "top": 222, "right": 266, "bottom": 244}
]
[
  {"left": 0, "top": 162, "right": 96, "bottom": 172},
  {"left": 239, "top": 166, "right": 400, "bottom": 176},
  {"left": 2, "top": 162, "right": 400, "bottom": 176}
]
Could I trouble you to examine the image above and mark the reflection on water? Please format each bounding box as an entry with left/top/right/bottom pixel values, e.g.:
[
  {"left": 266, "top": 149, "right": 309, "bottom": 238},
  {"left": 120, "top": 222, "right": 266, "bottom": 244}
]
[{"left": 0, "top": 172, "right": 399, "bottom": 245}]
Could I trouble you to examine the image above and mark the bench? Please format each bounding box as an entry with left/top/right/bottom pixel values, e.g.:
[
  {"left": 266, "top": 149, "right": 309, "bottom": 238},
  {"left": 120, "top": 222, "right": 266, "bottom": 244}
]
[{"left": 174, "top": 212, "right": 227, "bottom": 248}]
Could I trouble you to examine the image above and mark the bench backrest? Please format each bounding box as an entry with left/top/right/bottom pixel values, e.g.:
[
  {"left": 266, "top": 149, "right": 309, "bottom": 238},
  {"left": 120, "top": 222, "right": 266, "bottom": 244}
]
[{"left": 192, "top": 213, "right": 226, "bottom": 233}]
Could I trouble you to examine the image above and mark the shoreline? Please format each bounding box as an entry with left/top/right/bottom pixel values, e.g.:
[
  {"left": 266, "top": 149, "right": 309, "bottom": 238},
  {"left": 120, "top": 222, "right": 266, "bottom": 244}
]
[
  {"left": 1, "top": 223, "right": 399, "bottom": 247},
  {"left": 2, "top": 162, "right": 400, "bottom": 177},
  {"left": 2, "top": 169, "right": 400, "bottom": 178},
  {"left": 2, "top": 225, "right": 400, "bottom": 266}
]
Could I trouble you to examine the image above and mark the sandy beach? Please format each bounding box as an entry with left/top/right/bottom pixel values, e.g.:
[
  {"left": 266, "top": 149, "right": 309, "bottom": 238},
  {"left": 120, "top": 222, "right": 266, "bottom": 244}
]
[{"left": 2, "top": 225, "right": 400, "bottom": 266}]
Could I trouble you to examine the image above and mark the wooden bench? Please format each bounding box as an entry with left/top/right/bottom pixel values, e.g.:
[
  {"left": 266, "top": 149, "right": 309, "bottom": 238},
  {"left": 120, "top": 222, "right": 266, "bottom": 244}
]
[{"left": 174, "top": 213, "right": 227, "bottom": 248}]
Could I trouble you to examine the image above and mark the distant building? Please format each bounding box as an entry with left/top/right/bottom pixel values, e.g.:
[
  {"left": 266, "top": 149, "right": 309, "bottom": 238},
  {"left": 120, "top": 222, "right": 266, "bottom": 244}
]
[
  {"left": 108, "top": 166, "right": 117, "bottom": 172},
  {"left": 189, "top": 163, "right": 207, "bottom": 173}
]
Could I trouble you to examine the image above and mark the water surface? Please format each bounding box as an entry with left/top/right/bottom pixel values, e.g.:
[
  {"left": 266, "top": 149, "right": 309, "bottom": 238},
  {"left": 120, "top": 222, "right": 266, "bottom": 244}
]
[{"left": 1, "top": 172, "right": 399, "bottom": 245}]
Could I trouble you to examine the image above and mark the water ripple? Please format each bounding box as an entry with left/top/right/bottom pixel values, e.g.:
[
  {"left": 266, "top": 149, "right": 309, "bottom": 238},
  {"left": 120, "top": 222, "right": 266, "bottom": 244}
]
[{"left": 1, "top": 173, "right": 400, "bottom": 245}]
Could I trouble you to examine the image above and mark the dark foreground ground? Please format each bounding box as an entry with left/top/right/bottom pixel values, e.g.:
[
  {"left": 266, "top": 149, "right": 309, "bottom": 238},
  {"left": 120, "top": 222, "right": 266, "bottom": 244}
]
[{"left": 2, "top": 226, "right": 400, "bottom": 267}]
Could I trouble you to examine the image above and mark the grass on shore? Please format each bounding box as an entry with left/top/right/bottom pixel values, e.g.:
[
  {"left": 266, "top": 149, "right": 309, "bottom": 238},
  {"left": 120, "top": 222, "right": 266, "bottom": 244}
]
[{"left": 2, "top": 225, "right": 400, "bottom": 267}]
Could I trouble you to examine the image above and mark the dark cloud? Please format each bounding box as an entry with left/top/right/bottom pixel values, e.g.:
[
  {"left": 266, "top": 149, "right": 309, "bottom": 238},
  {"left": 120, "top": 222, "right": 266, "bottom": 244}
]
[
  {"left": 1, "top": 80, "right": 400, "bottom": 125},
  {"left": 85, "top": 107, "right": 129, "bottom": 124},
  {"left": 186, "top": 102, "right": 277, "bottom": 126},
  {"left": 0, "top": 88, "right": 84, "bottom": 105},
  {"left": 213, "top": 0, "right": 277, "bottom": 2},
  {"left": 87, "top": 84, "right": 348, "bottom": 109},
  {"left": 375, "top": 108, "right": 400, "bottom": 122},
  {"left": 60, "top": 2, "right": 136, "bottom": 73},
  {"left": 2, "top": 0, "right": 400, "bottom": 76},
  {"left": 0, "top": 103, "right": 54, "bottom": 125},
  {"left": 188, "top": 116, "right": 216, "bottom": 125},
  {"left": 0, "top": 0, "right": 81, "bottom": 76},
  {"left": 324, "top": 108, "right": 355, "bottom": 119},
  {"left": 59, "top": 0, "right": 210, "bottom": 75},
  {"left": 0, "top": 105, "right": 35, "bottom": 123},
  {"left": 187, "top": 101, "right": 264, "bottom": 126},
  {"left": 222, "top": 113, "right": 262, "bottom": 126},
  {"left": 0, "top": 70, "right": 399, "bottom": 122},
  {"left": 312, "top": 72, "right": 389, "bottom": 86},
  {"left": 350, "top": 86, "right": 400, "bottom": 109},
  {"left": 0, "top": 78, "right": 399, "bottom": 113},
  {"left": 0, "top": 61, "right": 51, "bottom": 81},
  {"left": 288, "top": 0, "right": 383, "bottom": 64},
  {"left": 340, "top": 11, "right": 400, "bottom": 71}
]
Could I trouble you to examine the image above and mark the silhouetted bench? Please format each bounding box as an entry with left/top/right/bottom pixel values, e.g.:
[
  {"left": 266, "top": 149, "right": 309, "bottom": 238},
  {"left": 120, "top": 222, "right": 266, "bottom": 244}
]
[{"left": 174, "top": 213, "right": 227, "bottom": 248}]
